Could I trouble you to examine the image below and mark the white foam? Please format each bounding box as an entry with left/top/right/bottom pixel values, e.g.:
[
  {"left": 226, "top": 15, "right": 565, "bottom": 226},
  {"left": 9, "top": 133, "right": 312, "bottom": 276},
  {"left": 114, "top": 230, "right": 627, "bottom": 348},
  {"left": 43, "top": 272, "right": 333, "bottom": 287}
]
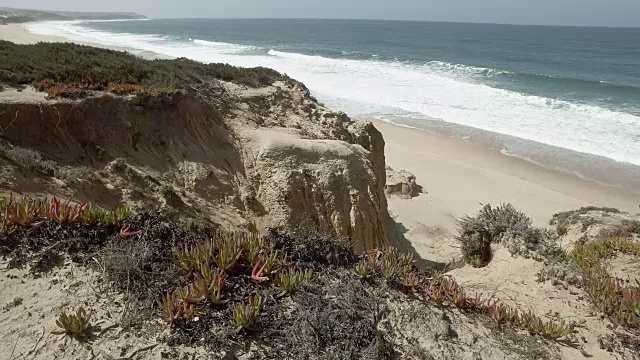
[
  {"left": 192, "top": 39, "right": 258, "bottom": 54},
  {"left": 26, "top": 21, "right": 640, "bottom": 165}
]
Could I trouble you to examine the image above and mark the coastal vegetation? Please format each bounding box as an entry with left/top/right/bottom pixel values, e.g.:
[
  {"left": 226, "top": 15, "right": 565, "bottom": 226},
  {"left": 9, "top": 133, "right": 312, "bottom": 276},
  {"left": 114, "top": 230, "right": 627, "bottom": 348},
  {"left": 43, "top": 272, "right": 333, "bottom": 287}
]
[
  {"left": 458, "top": 203, "right": 546, "bottom": 267},
  {"left": 0, "top": 41, "right": 300, "bottom": 97},
  {"left": 460, "top": 203, "right": 640, "bottom": 334}
]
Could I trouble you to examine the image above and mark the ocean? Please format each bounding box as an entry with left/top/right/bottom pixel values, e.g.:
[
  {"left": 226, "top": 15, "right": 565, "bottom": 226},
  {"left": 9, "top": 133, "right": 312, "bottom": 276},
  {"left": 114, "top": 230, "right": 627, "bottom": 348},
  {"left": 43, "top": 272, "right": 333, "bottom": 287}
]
[{"left": 26, "top": 19, "right": 640, "bottom": 191}]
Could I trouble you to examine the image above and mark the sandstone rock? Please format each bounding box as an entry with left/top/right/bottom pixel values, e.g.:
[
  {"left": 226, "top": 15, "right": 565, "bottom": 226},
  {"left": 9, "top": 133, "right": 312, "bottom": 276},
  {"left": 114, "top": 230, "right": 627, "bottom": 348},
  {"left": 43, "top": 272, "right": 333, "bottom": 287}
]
[{"left": 385, "top": 166, "right": 422, "bottom": 199}]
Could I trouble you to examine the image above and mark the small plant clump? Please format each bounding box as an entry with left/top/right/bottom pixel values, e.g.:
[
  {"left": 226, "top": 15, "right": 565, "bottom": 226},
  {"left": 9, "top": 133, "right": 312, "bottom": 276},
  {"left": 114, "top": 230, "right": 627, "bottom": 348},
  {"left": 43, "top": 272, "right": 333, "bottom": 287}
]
[
  {"left": 231, "top": 294, "right": 263, "bottom": 331},
  {"left": 160, "top": 292, "right": 195, "bottom": 325},
  {"left": 0, "top": 194, "right": 130, "bottom": 231},
  {"left": 52, "top": 307, "right": 93, "bottom": 340},
  {"left": 274, "top": 268, "right": 308, "bottom": 293},
  {"left": 458, "top": 203, "right": 546, "bottom": 267}
]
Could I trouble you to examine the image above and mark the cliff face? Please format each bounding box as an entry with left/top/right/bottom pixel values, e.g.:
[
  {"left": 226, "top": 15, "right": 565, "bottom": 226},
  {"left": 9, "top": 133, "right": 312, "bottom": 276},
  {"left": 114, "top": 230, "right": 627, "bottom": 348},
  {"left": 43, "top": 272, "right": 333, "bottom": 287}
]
[{"left": 0, "top": 81, "right": 388, "bottom": 251}]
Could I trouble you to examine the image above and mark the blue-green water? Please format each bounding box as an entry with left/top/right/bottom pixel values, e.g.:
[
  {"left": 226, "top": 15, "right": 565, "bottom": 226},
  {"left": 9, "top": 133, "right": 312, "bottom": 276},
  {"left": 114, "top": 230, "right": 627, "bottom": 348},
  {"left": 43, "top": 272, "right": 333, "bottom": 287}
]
[{"left": 28, "top": 19, "right": 640, "bottom": 168}]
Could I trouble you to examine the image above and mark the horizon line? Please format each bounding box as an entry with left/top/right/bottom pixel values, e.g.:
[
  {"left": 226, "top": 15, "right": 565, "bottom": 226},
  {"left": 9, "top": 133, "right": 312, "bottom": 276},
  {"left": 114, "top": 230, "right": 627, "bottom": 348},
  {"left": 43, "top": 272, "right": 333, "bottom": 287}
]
[{"left": 144, "top": 16, "right": 640, "bottom": 29}]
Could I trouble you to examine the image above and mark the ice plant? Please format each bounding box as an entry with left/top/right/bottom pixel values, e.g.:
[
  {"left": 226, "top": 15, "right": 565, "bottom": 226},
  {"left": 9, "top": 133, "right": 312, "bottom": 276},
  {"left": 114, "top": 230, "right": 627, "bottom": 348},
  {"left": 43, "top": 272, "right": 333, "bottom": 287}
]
[
  {"left": 231, "top": 294, "right": 263, "bottom": 331},
  {"left": 160, "top": 292, "right": 182, "bottom": 324},
  {"left": 119, "top": 224, "right": 140, "bottom": 237},
  {"left": 48, "top": 196, "right": 86, "bottom": 224},
  {"left": 192, "top": 267, "right": 228, "bottom": 305},
  {"left": 51, "top": 307, "right": 92, "bottom": 339},
  {"left": 251, "top": 257, "right": 269, "bottom": 283},
  {"left": 355, "top": 256, "right": 376, "bottom": 279},
  {"left": 275, "top": 268, "right": 305, "bottom": 293},
  {"left": 175, "top": 240, "right": 214, "bottom": 272},
  {"left": 242, "top": 234, "right": 265, "bottom": 265},
  {"left": 214, "top": 233, "right": 242, "bottom": 270}
]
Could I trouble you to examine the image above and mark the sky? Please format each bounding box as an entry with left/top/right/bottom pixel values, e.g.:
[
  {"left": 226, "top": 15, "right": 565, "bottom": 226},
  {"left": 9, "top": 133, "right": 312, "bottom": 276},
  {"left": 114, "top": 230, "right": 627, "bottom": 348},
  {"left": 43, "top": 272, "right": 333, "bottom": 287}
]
[{"left": 1, "top": 0, "right": 639, "bottom": 27}]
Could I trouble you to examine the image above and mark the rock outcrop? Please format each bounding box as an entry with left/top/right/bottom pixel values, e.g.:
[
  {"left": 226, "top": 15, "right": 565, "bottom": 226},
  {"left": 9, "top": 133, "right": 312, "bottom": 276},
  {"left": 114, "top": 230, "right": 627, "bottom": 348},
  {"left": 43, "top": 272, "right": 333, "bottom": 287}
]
[
  {"left": 0, "top": 81, "right": 389, "bottom": 250},
  {"left": 385, "top": 166, "right": 422, "bottom": 199}
]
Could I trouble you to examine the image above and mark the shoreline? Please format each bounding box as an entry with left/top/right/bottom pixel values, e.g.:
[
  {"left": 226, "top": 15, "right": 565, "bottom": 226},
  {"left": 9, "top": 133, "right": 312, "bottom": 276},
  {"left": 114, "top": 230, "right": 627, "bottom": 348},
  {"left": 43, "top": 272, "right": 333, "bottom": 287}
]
[
  {"left": 2, "top": 22, "right": 638, "bottom": 226},
  {"left": 0, "top": 23, "right": 165, "bottom": 59},
  {"left": 0, "top": 23, "right": 68, "bottom": 44},
  {"left": 372, "top": 118, "right": 639, "bottom": 226}
]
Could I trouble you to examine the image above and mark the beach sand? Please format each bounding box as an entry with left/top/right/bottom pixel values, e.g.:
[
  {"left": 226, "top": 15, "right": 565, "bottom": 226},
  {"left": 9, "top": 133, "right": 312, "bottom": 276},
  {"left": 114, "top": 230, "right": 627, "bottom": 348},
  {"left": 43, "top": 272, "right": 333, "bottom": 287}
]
[
  {"left": 0, "top": 23, "right": 67, "bottom": 44},
  {"left": 373, "top": 119, "right": 640, "bottom": 258}
]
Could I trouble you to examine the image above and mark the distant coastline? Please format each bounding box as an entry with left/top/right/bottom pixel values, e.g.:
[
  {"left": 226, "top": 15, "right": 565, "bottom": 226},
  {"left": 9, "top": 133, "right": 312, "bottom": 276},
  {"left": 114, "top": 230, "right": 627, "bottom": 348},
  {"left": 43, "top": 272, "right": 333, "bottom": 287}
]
[{"left": 0, "top": 6, "right": 147, "bottom": 24}]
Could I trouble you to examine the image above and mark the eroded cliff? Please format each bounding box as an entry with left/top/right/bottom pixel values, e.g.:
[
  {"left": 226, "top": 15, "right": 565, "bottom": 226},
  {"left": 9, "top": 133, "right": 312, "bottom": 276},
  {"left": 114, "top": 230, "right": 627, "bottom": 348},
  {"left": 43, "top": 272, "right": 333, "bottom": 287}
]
[{"left": 0, "top": 80, "right": 388, "bottom": 250}]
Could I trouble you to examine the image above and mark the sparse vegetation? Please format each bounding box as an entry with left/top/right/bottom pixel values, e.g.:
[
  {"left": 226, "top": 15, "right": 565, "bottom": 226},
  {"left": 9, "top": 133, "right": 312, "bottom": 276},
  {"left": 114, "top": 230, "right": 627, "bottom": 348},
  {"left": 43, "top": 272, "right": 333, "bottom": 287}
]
[
  {"left": 550, "top": 206, "right": 622, "bottom": 235},
  {"left": 538, "top": 233, "right": 640, "bottom": 332},
  {"left": 0, "top": 142, "right": 56, "bottom": 175},
  {"left": 572, "top": 237, "right": 640, "bottom": 329},
  {"left": 53, "top": 166, "right": 98, "bottom": 185},
  {"left": 622, "top": 219, "right": 640, "bottom": 235},
  {"left": 360, "top": 248, "right": 574, "bottom": 339},
  {"left": 458, "top": 203, "right": 546, "bottom": 267},
  {"left": 0, "top": 41, "right": 301, "bottom": 97}
]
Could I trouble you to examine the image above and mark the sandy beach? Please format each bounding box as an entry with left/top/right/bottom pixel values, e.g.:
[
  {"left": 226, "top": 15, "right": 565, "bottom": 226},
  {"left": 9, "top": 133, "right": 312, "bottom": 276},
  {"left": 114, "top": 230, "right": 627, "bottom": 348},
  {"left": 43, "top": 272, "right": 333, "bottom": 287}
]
[
  {"left": 0, "top": 23, "right": 67, "bottom": 44},
  {"left": 373, "top": 119, "right": 640, "bottom": 258}
]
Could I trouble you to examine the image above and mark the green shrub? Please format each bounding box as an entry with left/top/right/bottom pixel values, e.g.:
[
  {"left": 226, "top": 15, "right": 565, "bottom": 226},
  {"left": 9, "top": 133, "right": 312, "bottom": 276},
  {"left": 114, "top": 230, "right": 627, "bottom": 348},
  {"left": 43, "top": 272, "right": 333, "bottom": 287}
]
[{"left": 458, "top": 203, "right": 545, "bottom": 267}]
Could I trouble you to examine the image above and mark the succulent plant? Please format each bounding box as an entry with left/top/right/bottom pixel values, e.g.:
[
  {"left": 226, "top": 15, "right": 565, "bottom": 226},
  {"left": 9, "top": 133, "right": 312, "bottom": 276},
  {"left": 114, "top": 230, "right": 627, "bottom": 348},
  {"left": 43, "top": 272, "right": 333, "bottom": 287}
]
[
  {"left": 355, "top": 256, "right": 376, "bottom": 280},
  {"left": 231, "top": 294, "right": 263, "bottom": 331},
  {"left": 275, "top": 268, "right": 305, "bottom": 293},
  {"left": 51, "top": 307, "right": 92, "bottom": 339},
  {"left": 214, "top": 232, "right": 242, "bottom": 271}
]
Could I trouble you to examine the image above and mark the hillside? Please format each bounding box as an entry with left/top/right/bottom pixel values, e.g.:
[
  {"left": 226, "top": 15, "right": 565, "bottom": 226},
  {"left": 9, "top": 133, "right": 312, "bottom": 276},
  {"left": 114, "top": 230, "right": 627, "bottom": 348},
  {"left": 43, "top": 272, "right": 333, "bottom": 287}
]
[{"left": 0, "top": 7, "right": 147, "bottom": 24}]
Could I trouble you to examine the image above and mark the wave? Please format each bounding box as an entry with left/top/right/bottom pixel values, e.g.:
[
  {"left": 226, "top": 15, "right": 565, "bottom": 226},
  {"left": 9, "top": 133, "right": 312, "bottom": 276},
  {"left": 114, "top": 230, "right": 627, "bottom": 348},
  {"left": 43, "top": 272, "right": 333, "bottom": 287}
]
[
  {"left": 192, "top": 39, "right": 259, "bottom": 54},
  {"left": 423, "top": 61, "right": 513, "bottom": 77},
  {"left": 26, "top": 21, "right": 640, "bottom": 166}
]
